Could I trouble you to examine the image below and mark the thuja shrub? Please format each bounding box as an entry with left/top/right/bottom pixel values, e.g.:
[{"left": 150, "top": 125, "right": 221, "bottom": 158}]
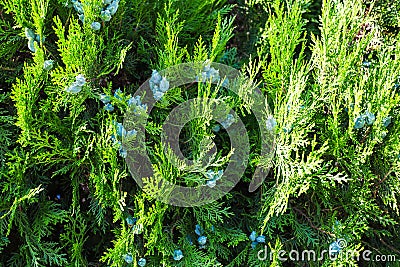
[{"left": 0, "top": 0, "right": 399, "bottom": 266}]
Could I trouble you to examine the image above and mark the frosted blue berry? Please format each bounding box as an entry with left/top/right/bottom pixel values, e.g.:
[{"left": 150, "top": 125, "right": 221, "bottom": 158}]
[
  {"left": 266, "top": 115, "right": 277, "bottom": 131},
  {"left": 215, "top": 170, "right": 223, "bottom": 180},
  {"left": 354, "top": 115, "right": 365, "bottom": 129},
  {"left": 159, "top": 77, "right": 169, "bottom": 92},
  {"left": 56, "top": 194, "right": 61, "bottom": 200},
  {"left": 103, "top": 0, "right": 112, "bottom": 4},
  {"left": 329, "top": 241, "right": 341, "bottom": 255},
  {"left": 34, "top": 34, "right": 45, "bottom": 43},
  {"left": 203, "top": 64, "right": 211, "bottom": 72},
  {"left": 140, "top": 102, "right": 148, "bottom": 110},
  {"left": 283, "top": 126, "right": 292, "bottom": 133},
  {"left": 149, "top": 70, "right": 169, "bottom": 100},
  {"left": 123, "top": 253, "right": 133, "bottom": 264},
  {"left": 195, "top": 224, "right": 203, "bottom": 236},
  {"left": 151, "top": 84, "right": 159, "bottom": 93},
  {"left": 205, "top": 170, "right": 215, "bottom": 180},
  {"left": 153, "top": 91, "right": 164, "bottom": 101},
  {"left": 27, "top": 38, "right": 36, "bottom": 52},
  {"left": 116, "top": 123, "right": 126, "bottom": 137},
  {"left": 73, "top": 1, "right": 84, "bottom": 14},
  {"left": 221, "top": 77, "right": 229, "bottom": 87},
  {"left": 208, "top": 68, "right": 220, "bottom": 82},
  {"left": 66, "top": 82, "right": 82, "bottom": 94},
  {"left": 119, "top": 146, "right": 127, "bottom": 158},
  {"left": 25, "top": 28, "right": 35, "bottom": 39},
  {"left": 198, "top": 236, "right": 207, "bottom": 246},
  {"left": 220, "top": 114, "right": 234, "bottom": 129},
  {"left": 126, "top": 216, "right": 137, "bottom": 226},
  {"left": 200, "top": 64, "right": 220, "bottom": 82},
  {"left": 104, "top": 103, "right": 114, "bottom": 112},
  {"left": 251, "top": 241, "right": 258, "bottom": 249},
  {"left": 75, "top": 74, "right": 86, "bottom": 86},
  {"left": 362, "top": 61, "right": 371, "bottom": 68},
  {"left": 128, "top": 95, "right": 147, "bottom": 111},
  {"left": 100, "top": 10, "right": 112, "bottom": 22},
  {"left": 364, "top": 111, "right": 375, "bottom": 126},
  {"left": 43, "top": 60, "right": 54, "bottom": 71},
  {"left": 110, "top": 134, "right": 117, "bottom": 144},
  {"left": 138, "top": 258, "right": 146, "bottom": 267},
  {"left": 114, "top": 88, "right": 123, "bottom": 100},
  {"left": 204, "top": 170, "right": 223, "bottom": 187},
  {"left": 150, "top": 70, "right": 162, "bottom": 85},
  {"left": 212, "top": 125, "right": 220, "bottom": 132},
  {"left": 256, "top": 235, "right": 265, "bottom": 243},
  {"left": 206, "top": 178, "right": 217, "bottom": 188},
  {"left": 382, "top": 116, "right": 391, "bottom": 127},
  {"left": 125, "top": 129, "right": 137, "bottom": 138},
  {"left": 91, "top": 21, "right": 101, "bottom": 31},
  {"left": 100, "top": 94, "right": 111, "bottom": 104},
  {"left": 107, "top": 0, "right": 119, "bottom": 16},
  {"left": 78, "top": 13, "right": 84, "bottom": 23},
  {"left": 249, "top": 231, "right": 256, "bottom": 242},
  {"left": 127, "top": 95, "right": 140, "bottom": 106},
  {"left": 173, "top": 249, "right": 184, "bottom": 261}
]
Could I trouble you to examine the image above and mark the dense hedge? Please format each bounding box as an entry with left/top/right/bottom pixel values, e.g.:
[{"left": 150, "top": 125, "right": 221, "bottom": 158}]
[{"left": 0, "top": 0, "right": 399, "bottom": 266}]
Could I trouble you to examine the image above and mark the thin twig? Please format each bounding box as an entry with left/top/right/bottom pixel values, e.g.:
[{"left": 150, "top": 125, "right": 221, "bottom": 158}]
[
  {"left": 292, "top": 207, "right": 335, "bottom": 237},
  {"left": 373, "top": 167, "right": 393, "bottom": 198},
  {"left": 321, "top": 206, "right": 342, "bottom": 212},
  {"left": 377, "top": 235, "right": 400, "bottom": 255},
  {"left": 360, "top": 240, "right": 382, "bottom": 255},
  {"left": 0, "top": 66, "right": 16, "bottom": 71},
  {"left": 375, "top": 168, "right": 392, "bottom": 188}
]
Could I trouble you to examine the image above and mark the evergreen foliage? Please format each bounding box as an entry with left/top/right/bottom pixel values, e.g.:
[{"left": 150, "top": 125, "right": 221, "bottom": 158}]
[{"left": 0, "top": 0, "right": 399, "bottom": 266}]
